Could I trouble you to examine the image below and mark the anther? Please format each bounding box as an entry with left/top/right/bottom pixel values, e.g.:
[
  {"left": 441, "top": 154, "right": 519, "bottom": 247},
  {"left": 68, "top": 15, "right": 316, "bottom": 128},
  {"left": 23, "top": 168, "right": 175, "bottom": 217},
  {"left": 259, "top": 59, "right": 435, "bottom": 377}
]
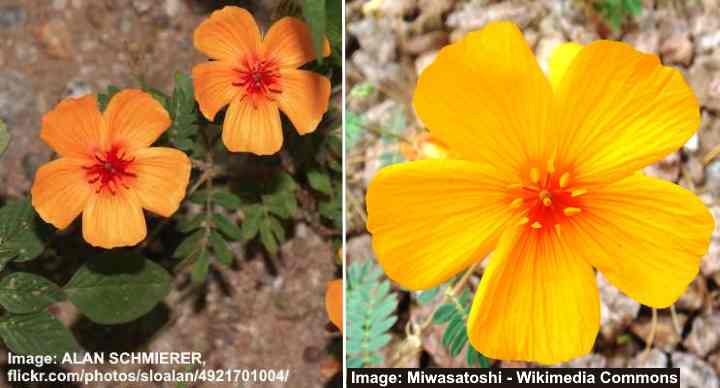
[
  {"left": 563, "top": 207, "right": 582, "bottom": 216},
  {"left": 509, "top": 198, "right": 524, "bottom": 209},
  {"left": 539, "top": 190, "right": 552, "bottom": 207},
  {"left": 530, "top": 167, "right": 540, "bottom": 184},
  {"left": 531, "top": 221, "right": 542, "bottom": 229},
  {"left": 571, "top": 188, "right": 587, "bottom": 197},
  {"left": 559, "top": 172, "right": 570, "bottom": 188}
]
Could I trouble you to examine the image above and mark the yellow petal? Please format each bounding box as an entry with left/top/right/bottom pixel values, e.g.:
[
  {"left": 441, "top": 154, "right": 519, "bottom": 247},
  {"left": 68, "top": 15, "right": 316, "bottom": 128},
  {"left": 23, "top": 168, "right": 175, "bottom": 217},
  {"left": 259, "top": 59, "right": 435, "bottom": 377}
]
[
  {"left": 556, "top": 41, "right": 700, "bottom": 185},
  {"left": 193, "top": 6, "right": 261, "bottom": 61},
  {"left": 192, "top": 61, "right": 241, "bottom": 121},
  {"left": 103, "top": 89, "right": 171, "bottom": 152},
  {"left": 366, "top": 160, "right": 516, "bottom": 290},
  {"left": 40, "top": 95, "right": 103, "bottom": 159},
  {"left": 566, "top": 174, "right": 713, "bottom": 307},
  {"left": 261, "top": 17, "right": 331, "bottom": 69},
  {"left": 548, "top": 42, "right": 583, "bottom": 91},
  {"left": 82, "top": 188, "right": 147, "bottom": 249},
  {"left": 277, "top": 69, "right": 331, "bottom": 135},
  {"left": 222, "top": 97, "right": 283, "bottom": 155},
  {"left": 412, "top": 21, "right": 555, "bottom": 176},
  {"left": 468, "top": 225, "right": 600, "bottom": 364},
  {"left": 31, "top": 158, "right": 92, "bottom": 230},
  {"left": 130, "top": 147, "right": 191, "bottom": 218},
  {"left": 325, "top": 279, "right": 343, "bottom": 333}
]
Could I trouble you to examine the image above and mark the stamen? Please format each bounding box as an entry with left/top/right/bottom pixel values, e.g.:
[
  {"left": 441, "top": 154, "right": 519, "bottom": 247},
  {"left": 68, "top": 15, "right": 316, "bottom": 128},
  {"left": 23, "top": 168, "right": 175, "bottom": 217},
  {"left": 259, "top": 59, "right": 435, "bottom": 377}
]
[
  {"left": 509, "top": 198, "right": 524, "bottom": 209},
  {"left": 571, "top": 188, "right": 587, "bottom": 197},
  {"left": 530, "top": 167, "right": 540, "bottom": 184},
  {"left": 558, "top": 172, "right": 570, "bottom": 188},
  {"left": 530, "top": 221, "right": 542, "bottom": 229},
  {"left": 539, "top": 190, "right": 552, "bottom": 207},
  {"left": 563, "top": 207, "right": 582, "bottom": 216}
]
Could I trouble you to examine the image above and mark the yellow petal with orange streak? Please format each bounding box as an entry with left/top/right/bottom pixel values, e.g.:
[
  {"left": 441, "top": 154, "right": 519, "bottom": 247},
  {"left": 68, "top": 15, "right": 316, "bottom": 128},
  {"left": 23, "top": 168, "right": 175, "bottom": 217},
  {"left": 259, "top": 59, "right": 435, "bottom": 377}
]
[
  {"left": 222, "top": 97, "right": 283, "bottom": 155},
  {"left": 566, "top": 173, "right": 713, "bottom": 308},
  {"left": 193, "top": 6, "right": 261, "bottom": 61},
  {"left": 468, "top": 225, "right": 600, "bottom": 364},
  {"left": 82, "top": 187, "right": 147, "bottom": 249},
  {"left": 130, "top": 147, "right": 191, "bottom": 218},
  {"left": 261, "top": 17, "right": 330, "bottom": 69},
  {"left": 366, "top": 160, "right": 516, "bottom": 290},
  {"left": 277, "top": 69, "right": 331, "bottom": 135},
  {"left": 40, "top": 95, "right": 103, "bottom": 159},
  {"left": 103, "top": 89, "right": 171, "bottom": 152},
  {"left": 31, "top": 158, "right": 92, "bottom": 230}
]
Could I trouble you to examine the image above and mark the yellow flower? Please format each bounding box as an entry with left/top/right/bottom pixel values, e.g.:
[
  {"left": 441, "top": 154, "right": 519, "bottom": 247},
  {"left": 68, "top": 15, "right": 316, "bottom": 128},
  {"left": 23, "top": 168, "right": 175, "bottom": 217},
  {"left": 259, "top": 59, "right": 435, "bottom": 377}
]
[
  {"left": 192, "top": 6, "right": 331, "bottom": 155},
  {"left": 366, "top": 21, "right": 714, "bottom": 364}
]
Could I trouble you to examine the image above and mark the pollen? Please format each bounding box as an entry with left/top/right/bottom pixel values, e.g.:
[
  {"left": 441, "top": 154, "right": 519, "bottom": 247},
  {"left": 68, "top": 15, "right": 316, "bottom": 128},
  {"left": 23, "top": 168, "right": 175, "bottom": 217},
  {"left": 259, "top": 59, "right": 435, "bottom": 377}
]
[
  {"left": 563, "top": 207, "right": 582, "bottom": 216},
  {"left": 83, "top": 146, "right": 136, "bottom": 195},
  {"left": 531, "top": 221, "right": 542, "bottom": 229}
]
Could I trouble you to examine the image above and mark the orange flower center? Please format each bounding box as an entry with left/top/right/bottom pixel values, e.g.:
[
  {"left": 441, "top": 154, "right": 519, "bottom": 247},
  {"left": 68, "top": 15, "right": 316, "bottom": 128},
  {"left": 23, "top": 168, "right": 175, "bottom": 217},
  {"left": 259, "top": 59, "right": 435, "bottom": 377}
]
[
  {"left": 83, "top": 146, "right": 136, "bottom": 195},
  {"left": 232, "top": 57, "right": 282, "bottom": 106},
  {"left": 508, "top": 162, "right": 587, "bottom": 231}
]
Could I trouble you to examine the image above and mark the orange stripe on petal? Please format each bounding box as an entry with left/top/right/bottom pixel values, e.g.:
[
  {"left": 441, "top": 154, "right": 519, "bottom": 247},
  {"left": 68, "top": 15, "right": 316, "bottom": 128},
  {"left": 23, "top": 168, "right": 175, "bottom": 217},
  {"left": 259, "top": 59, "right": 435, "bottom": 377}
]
[
  {"left": 31, "top": 158, "right": 92, "bottom": 230},
  {"left": 277, "top": 69, "right": 331, "bottom": 135},
  {"left": 222, "top": 97, "right": 283, "bottom": 155},
  {"left": 82, "top": 187, "right": 147, "bottom": 249},
  {"left": 130, "top": 147, "right": 191, "bottom": 218},
  {"left": 193, "top": 6, "right": 261, "bottom": 61},
  {"left": 103, "top": 89, "right": 171, "bottom": 152},
  {"left": 262, "top": 17, "right": 330, "bottom": 69},
  {"left": 192, "top": 61, "right": 240, "bottom": 121},
  {"left": 40, "top": 95, "right": 103, "bottom": 159}
]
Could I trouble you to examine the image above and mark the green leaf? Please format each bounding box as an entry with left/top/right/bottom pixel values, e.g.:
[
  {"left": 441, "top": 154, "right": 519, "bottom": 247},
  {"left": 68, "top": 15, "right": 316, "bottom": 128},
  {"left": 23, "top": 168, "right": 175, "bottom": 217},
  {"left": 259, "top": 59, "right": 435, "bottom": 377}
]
[
  {"left": 173, "top": 229, "right": 204, "bottom": 259},
  {"left": 432, "top": 304, "right": 456, "bottom": 324},
  {"left": 307, "top": 169, "right": 333, "bottom": 195},
  {"left": 0, "top": 273, "right": 65, "bottom": 314},
  {"left": 467, "top": 346, "right": 491, "bottom": 368},
  {"left": 177, "top": 214, "right": 205, "bottom": 233},
  {"left": 0, "top": 119, "right": 10, "bottom": 156},
  {"left": 64, "top": 252, "right": 172, "bottom": 324},
  {"left": 208, "top": 231, "right": 233, "bottom": 266},
  {"left": 0, "top": 199, "right": 45, "bottom": 267},
  {"left": 417, "top": 287, "right": 440, "bottom": 304},
  {"left": 212, "top": 190, "right": 243, "bottom": 209},
  {"left": 240, "top": 205, "right": 263, "bottom": 240},
  {"left": 302, "top": 0, "right": 327, "bottom": 63},
  {"left": 259, "top": 221, "right": 279, "bottom": 255},
  {"left": 346, "top": 111, "right": 364, "bottom": 150},
  {"left": 191, "top": 249, "right": 209, "bottom": 284},
  {"left": 0, "top": 311, "right": 80, "bottom": 356},
  {"left": 212, "top": 213, "right": 242, "bottom": 240},
  {"left": 97, "top": 85, "right": 120, "bottom": 111}
]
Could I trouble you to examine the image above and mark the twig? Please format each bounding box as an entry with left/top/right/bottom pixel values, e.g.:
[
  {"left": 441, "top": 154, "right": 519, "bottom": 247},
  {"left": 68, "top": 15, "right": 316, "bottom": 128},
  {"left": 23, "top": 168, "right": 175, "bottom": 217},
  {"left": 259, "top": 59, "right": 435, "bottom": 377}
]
[
  {"left": 670, "top": 304, "right": 682, "bottom": 335},
  {"left": 640, "top": 308, "right": 658, "bottom": 361}
]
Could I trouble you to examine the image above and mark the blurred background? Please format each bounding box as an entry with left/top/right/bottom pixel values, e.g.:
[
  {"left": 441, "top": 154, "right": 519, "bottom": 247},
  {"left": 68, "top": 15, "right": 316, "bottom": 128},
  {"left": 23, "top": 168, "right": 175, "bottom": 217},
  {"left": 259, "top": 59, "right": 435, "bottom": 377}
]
[
  {"left": 0, "top": 0, "right": 341, "bottom": 387},
  {"left": 346, "top": 0, "right": 720, "bottom": 386}
]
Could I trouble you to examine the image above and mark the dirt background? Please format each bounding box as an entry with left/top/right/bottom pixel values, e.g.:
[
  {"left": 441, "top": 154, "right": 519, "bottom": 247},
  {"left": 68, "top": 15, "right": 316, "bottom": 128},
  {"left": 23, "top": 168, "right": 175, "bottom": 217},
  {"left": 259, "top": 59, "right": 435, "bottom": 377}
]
[
  {"left": 346, "top": 0, "right": 720, "bottom": 387},
  {"left": 0, "top": 0, "right": 341, "bottom": 387}
]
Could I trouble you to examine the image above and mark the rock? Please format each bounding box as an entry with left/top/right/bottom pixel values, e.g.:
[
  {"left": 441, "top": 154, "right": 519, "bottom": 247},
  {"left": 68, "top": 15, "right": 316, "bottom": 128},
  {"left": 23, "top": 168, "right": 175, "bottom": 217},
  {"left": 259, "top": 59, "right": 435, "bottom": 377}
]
[
  {"left": 346, "top": 235, "right": 373, "bottom": 265},
  {"left": 630, "top": 312, "right": 687, "bottom": 352},
  {"left": 536, "top": 36, "right": 567, "bottom": 74},
  {"left": 132, "top": 0, "right": 153, "bottom": 14},
  {"left": 52, "top": 0, "right": 67, "bottom": 10},
  {"left": 689, "top": 56, "right": 720, "bottom": 112},
  {"left": 63, "top": 80, "right": 93, "bottom": 98},
  {"left": 671, "top": 352, "right": 719, "bottom": 388},
  {"left": 164, "top": 0, "right": 184, "bottom": 18},
  {"left": 598, "top": 273, "right": 641, "bottom": 340},
  {"left": 676, "top": 276, "right": 707, "bottom": 312},
  {"left": 707, "top": 162, "right": 720, "bottom": 196},
  {"left": 415, "top": 50, "right": 438, "bottom": 75},
  {"left": 14, "top": 43, "right": 39, "bottom": 64},
  {"left": 628, "top": 349, "right": 668, "bottom": 368},
  {"left": 38, "top": 19, "right": 74, "bottom": 59},
  {"left": 0, "top": 71, "right": 34, "bottom": 126},
  {"left": 702, "top": 205, "right": 720, "bottom": 276},
  {"left": 625, "top": 29, "right": 660, "bottom": 54},
  {"left": 685, "top": 134, "right": 701, "bottom": 154},
  {"left": 348, "top": 18, "right": 397, "bottom": 63},
  {"left": 685, "top": 314, "right": 720, "bottom": 357},
  {"left": 446, "top": 1, "right": 544, "bottom": 35},
  {"left": 0, "top": 5, "right": 25, "bottom": 29},
  {"left": 553, "top": 354, "right": 607, "bottom": 368},
  {"left": 403, "top": 31, "right": 449, "bottom": 55},
  {"left": 686, "top": 157, "right": 705, "bottom": 185},
  {"left": 644, "top": 152, "right": 680, "bottom": 182},
  {"left": 661, "top": 34, "right": 694, "bottom": 66},
  {"left": 709, "top": 352, "right": 720, "bottom": 375}
]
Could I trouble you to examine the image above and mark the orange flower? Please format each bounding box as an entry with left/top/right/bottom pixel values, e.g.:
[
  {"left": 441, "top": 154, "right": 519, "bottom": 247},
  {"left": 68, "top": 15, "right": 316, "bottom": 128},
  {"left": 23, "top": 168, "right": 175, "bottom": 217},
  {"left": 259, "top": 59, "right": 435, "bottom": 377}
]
[
  {"left": 366, "top": 22, "right": 714, "bottom": 364},
  {"left": 192, "top": 6, "right": 331, "bottom": 155},
  {"left": 325, "top": 279, "right": 343, "bottom": 333},
  {"left": 31, "top": 90, "right": 191, "bottom": 249}
]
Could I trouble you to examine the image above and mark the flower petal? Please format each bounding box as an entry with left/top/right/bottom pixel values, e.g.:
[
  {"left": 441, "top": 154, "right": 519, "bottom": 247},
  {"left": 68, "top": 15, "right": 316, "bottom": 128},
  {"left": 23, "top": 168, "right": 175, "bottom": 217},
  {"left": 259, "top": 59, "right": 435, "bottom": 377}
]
[
  {"left": 130, "top": 147, "right": 191, "bottom": 218},
  {"left": 566, "top": 174, "right": 713, "bottom": 307},
  {"left": 261, "top": 17, "right": 331, "bottom": 69},
  {"left": 548, "top": 42, "right": 583, "bottom": 91},
  {"left": 103, "top": 89, "right": 171, "bottom": 152},
  {"left": 40, "top": 95, "right": 103, "bottom": 159},
  {"left": 468, "top": 225, "right": 600, "bottom": 364},
  {"left": 82, "top": 188, "right": 147, "bottom": 249},
  {"left": 192, "top": 61, "right": 241, "bottom": 121},
  {"left": 277, "top": 69, "right": 331, "bottom": 135},
  {"left": 555, "top": 41, "right": 700, "bottom": 185},
  {"left": 193, "top": 6, "right": 261, "bottom": 61},
  {"left": 31, "top": 158, "right": 92, "bottom": 230},
  {"left": 325, "top": 279, "right": 343, "bottom": 333},
  {"left": 222, "top": 97, "right": 283, "bottom": 155},
  {"left": 412, "top": 21, "right": 555, "bottom": 177},
  {"left": 366, "top": 160, "right": 516, "bottom": 290}
]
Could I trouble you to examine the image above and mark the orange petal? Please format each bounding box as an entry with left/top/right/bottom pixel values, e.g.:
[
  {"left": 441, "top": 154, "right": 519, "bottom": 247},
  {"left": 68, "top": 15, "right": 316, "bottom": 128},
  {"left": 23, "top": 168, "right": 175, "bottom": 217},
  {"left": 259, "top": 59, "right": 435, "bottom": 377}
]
[
  {"left": 82, "top": 188, "right": 147, "bottom": 249},
  {"left": 468, "top": 225, "right": 600, "bottom": 364},
  {"left": 193, "top": 6, "right": 260, "bottom": 61},
  {"left": 192, "top": 61, "right": 240, "bottom": 121},
  {"left": 261, "top": 17, "right": 331, "bottom": 69},
  {"left": 277, "top": 69, "right": 331, "bottom": 135},
  {"left": 103, "top": 89, "right": 171, "bottom": 152},
  {"left": 130, "top": 147, "right": 191, "bottom": 217},
  {"left": 413, "top": 21, "right": 555, "bottom": 177},
  {"left": 40, "top": 95, "right": 103, "bottom": 159},
  {"left": 222, "top": 97, "right": 283, "bottom": 155},
  {"left": 367, "top": 160, "right": 516, "bottom": 290},
  {"left": 555, "top": 41, "right": 700, "bottom": 185},
  {"left": 566, "top": 174, "right": 713, "bottom": 307},
  {"left": 325, "top": 279, "right": 343, "bottom": 333},
  {"left": 31, "top": 158, "right": 92, "bottom": 230}
]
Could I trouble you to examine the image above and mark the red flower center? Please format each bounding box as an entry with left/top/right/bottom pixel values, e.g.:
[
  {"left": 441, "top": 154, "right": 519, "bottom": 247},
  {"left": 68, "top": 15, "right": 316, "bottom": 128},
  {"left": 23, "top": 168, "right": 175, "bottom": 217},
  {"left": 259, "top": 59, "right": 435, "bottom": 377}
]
[
  {"left": 508, "top": 162, "right": 587, "bottom": 231},
  {"left": 83, "top": 146, "right": 136, "bottom": 195},
  {"left": 232, "top": 57, "right": 282, "bottom": 106}
]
